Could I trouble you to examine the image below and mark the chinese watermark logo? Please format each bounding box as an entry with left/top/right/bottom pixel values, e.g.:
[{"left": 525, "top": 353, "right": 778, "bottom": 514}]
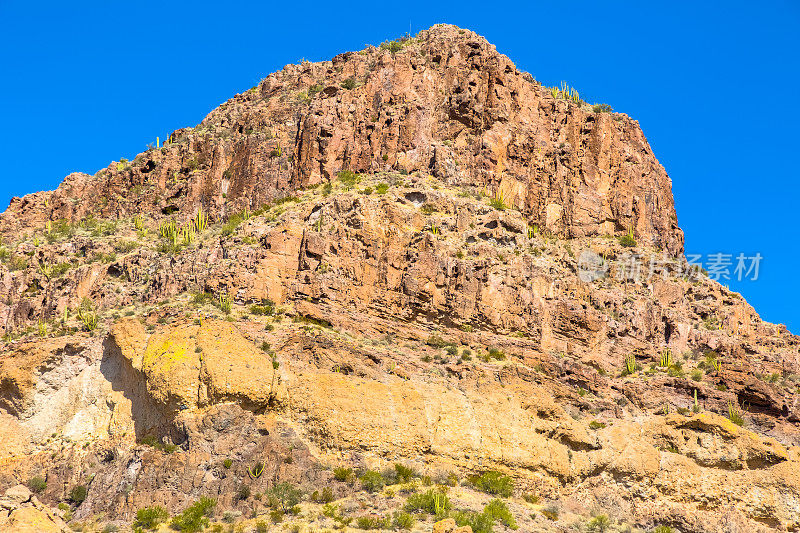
[{"left": 577, "top": 251, "right": 762, "bottom": 283}]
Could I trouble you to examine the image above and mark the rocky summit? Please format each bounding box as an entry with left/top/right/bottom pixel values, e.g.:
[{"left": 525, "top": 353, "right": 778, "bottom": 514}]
[{"left": 0, "top": 24, "right": 797, "bottom": 533}]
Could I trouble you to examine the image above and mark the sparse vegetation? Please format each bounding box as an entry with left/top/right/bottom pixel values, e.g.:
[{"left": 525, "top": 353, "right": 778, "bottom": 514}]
[
  {"left": 68, "top": 484, "right": 88, "bottom": 506},
  {"left": 468, "top": 471, "right": 514, "bottom": 497},
  {"left": 619, "top": 228, "right": 636, "bottom": 247},
  {"left": 728, "top": 402, "right": 745, "bottom": 426},
  {"left": 134, "top": 506, "right": 169, "bottom": 530},
  {"left": 359, "top": 470, "right": 385, "bottom": 492},
  {"left": 27, "top": 476, "right": 46, "bottom": 493},
  {"left": 170, "top": 497, "right": 216, "bottom": 532}
]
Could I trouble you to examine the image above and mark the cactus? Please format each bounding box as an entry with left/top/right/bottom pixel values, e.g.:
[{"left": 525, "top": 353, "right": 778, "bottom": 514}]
[
  {"left": 527, "top": 224, "right": 538, "bottom": 239},
  {"left": 218, "top": 292, "right": 232, "bottom": 314},
  {"left": 156, "top": 136, "right": 160, "bottom": 148},
  {"left": 549, "top": 86, "right": 559, "bottom": 99},
  {"left": 248, "top": 462, "right": 264, "bottom": 479},
  {"left": 727, "top": 402, "right": 744, "bottom": 426},
  {"left": 181, "top": 226, "right": 195, "bottom": 246},
  {"left": 133, "top": 214, "right": 145, "bottom": 231},
  {"left": 37, "top": 318, "right": 47, "bottom": 338},
  {"left": 659, "top": 349, "right": 672, "bottom": 368},
  {"left": 33, "top": 236, "right": 40, "bottom": 247},
  {"left": 38, "top": 261, "right": 52, "bottom": 280},
  {"left": 624, "top": 353, "right": 636, "bottom": 375},
  {"left": 77, "top": 299, "right": 98, "bottom": 331},
  {"left": 159, "top": 220, "right": 178, "bottom": 246},
  {"left": 433, "top": 492, "right": 446, "bottom": 516},
  {"left": 45, "top": 220, "right": 52, "bottom": 234},
  {"left": 193, "top": 207, "right": 208, "bottom": 233},
  {"left": 430, "top": 224, "right": 440, "bottom": 236},
  {"left": 693, "top": 389, "right": 700, "bottom": 413}
]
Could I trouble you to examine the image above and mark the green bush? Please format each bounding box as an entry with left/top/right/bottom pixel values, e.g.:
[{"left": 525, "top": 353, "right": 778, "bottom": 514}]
[
  {"left": 483, "top": 499, "right": 517, "bottom": 529},
  {"left": 27, "top": 476, "right": 46, "bottom": 493},
  {"left": 376, "top": 183, "right": 389, "bottom": 194},
  {"left": 468, "top": 471, "right": 514, "bottom": 497},
  {"left": 68, "top": 485, "right": 88, "bottom": 506},
  {"left": 587, "top": 514, "right": 611, "bottom": 532},
  {"left": 451, "top": 509, "right": 494, "bottom": 533},
  {"left": 134, "top": 506, "right": 169, "bottom": 530},
  {"left": 359, "top": 470, "right": 385, "bottom": 492},
  {"left": 394, "top": 463, "right": 418, "bottom": 483},
  {"left": 404, "top": 489, "right": 451, "bottom": 516},
  {"left": 222, "top": 458, "right": 232, "bottom": 469},
  {"left": 592, "top": 104, "right": 613, "bottom": 113},
  {"left": 268, "top": 482, "right": 302, "bottom": 512},
  {"left": 392, "top": 511, "right": 414, "bottom": 529},
  {"left": 355, "top": 515, "right": 391, "bottom": 529},
  {"left": 379, "top": 38, "right": 408, "bottom": 53},
  {"left": 618, "top": 229, "right": 636, "bottom": 248},
  {"left": 170, "top": 497, "right": 216, "bottom": 532},
  {"left": 341, "top": 78, "right": 357, "bottom": 90},
  {"left": 333, "top": 466, "right": 354, "bottom": 482},
  {"left": 338, "top": 170, "right": 360, "bottom": 189}
]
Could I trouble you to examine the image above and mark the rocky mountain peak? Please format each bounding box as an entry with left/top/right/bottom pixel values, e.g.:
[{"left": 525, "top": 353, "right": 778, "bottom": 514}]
[{"left": 0, "top": 25, "right": 797, "bottom": 533}]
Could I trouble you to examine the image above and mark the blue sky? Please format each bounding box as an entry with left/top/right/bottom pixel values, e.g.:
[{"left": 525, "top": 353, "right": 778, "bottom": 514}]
[{"left": 1, "top": 1, "right": 798, "bottom": 331}]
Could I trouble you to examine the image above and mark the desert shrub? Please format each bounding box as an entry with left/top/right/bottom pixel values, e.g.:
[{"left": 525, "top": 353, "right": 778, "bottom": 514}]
[
  {"left": 333, "top": 466, "right": 354, "bottom": 482},
  {"left": 359, "top": 470, "right": 385, "bottom": 492},
  {"left": 728, "top": 402, "right": 745, "bottom": 426},
  {"left": 68, "top": 484, "right": 88, "bottom": 506},
  {"left": 27, "top": 476, "right": 46, "bottom": 493},
  {"left": 235, "top": 484, "right": 251, "bottom": 501},
  {"left": 139, "top": 435, "right": 177, "bottom": 453},
  {"left": 338, "top": 170, "right": 360, "bottom": 189},
  {"left": 392, "top": 510, "right": 414, "bottom": 529},
  {"left": 483, "top": 499, "right": 517, "bottom": 529},
  {"left": 450, "top": 509, "right": 494, "bottom": 533},
  {"left": 311, "top": 486, "right": 335, "bottom": 503},
  {"left": 404, "top": 489, "right": 450, "bottom": 516},
  {"left": 341, "top": 78, "right": 357, "bottom": 90},
  {"left": 379, "top": 38, "right": 408, "bottom": 53},
  {"left": 487, "top": 348, "right": 505, "bottom": 361},
  {"left": 134, "top": 506, "right": 169, "bottom": 530},
  {"left": 170, "top": 497, "right": 216, "bottom": 532},
  {"left": 593, "top": 104, "right": 613, "bottom": 113},
  {"left": 652, "top": 526, "right": 674, "bottom": 533},
  {"left": 587, "top": 514, "right": 611, "bottom": 532},
  {"left": 394, "top": 463, "right": 418, "bottom": 483},
  {"left": 468, "top": 471, "right": 514, "bottom": 497},
  {"left": 522, "top": 493, "right": 539, "bottom": 504},
  {"left": 222, "top": 458, "right": 232, "bottom": 469},
  {"left": 489, "top": 196, "right": 507, "bottom": 211},
  {"left": 376, "top": 183, "right": 389, "bottom": 194},
  {"left": 541, "top": 504, "right": 559, "bottom": 520},
  {"left": 356, "top": 515, "right": 391, "bottom": 529},
  {"left": 255, "top": 520, "right": 269, "bottom": 533},
  {"left": 589, "top": 421, "right": 606, "bottom": 430},
  {"left": 268, "top": 482, "right": 302, "bottom": 512},
  {"left": 250, "top": 299, "right": 275, "bottom": 316},
  {"left": 619, "top": 228, "right": 636, "bottom": 247}
]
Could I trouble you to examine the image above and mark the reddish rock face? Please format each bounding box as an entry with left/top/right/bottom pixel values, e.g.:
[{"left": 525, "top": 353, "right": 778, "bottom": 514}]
[
  {"left": 0, "top": 24, "right": 798, "bottom": 533},
  {"left": 0, "top": 25, "right": 682, "bottom": 256}
]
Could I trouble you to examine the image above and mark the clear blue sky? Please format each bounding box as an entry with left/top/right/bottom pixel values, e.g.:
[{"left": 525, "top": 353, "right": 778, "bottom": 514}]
[{"left": 1, "top": 1, "right": 798, "bottom": 331}]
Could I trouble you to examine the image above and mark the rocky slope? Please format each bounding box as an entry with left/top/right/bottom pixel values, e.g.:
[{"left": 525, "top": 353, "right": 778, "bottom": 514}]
[{"left": 0, "top": 24, "right": 798, "bottom": 533}]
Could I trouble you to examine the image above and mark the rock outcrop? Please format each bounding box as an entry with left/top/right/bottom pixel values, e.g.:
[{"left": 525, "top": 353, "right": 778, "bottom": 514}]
[{"left": 0, "top": 24, "right": 797, "bottom": 533}]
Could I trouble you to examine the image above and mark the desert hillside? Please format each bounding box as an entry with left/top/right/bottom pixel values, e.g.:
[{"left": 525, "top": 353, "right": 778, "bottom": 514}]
[{"left": 0, "top": 24, "right": 798, "bottom": 533}]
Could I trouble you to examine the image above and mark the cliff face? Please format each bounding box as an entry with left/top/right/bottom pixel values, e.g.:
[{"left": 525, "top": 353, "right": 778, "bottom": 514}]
[
  {"left": 0, "top": 25, "right": 682, "bottom": 255},
  {"left": 0, "top": 24, "right": 798, "bottom": 533}
]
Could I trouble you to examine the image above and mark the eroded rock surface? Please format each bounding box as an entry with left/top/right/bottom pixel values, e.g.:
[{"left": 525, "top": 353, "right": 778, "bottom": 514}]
[{"left": 0, "top": 24, "right": 797, "bottom": 533}]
